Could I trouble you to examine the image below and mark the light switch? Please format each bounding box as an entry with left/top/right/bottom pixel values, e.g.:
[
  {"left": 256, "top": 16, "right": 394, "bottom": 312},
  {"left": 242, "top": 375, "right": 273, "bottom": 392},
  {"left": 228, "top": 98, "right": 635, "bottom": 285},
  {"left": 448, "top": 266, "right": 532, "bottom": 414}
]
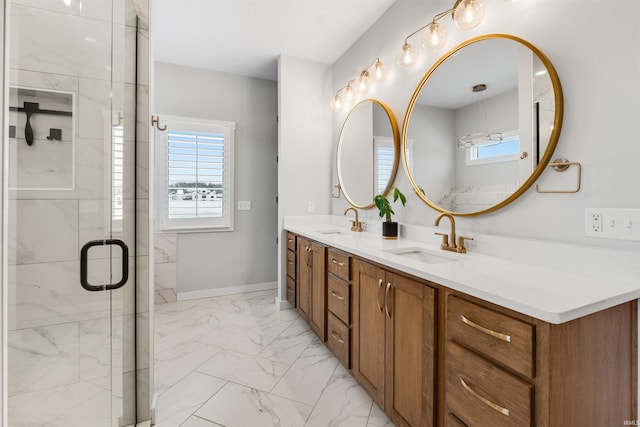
[{"left": 237, "top": 201, "right": 251, "bottom": 211}]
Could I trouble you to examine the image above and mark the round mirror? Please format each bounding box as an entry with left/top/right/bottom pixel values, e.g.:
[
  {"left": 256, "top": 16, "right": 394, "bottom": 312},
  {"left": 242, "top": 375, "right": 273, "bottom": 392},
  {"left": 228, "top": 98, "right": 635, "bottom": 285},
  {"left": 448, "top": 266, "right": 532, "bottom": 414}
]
[
  {"left": 338, "top": 99, "right": 400, "bottom": 209},
  {"left": 402, "top": 34, "right": 563, "bottom": 216}
]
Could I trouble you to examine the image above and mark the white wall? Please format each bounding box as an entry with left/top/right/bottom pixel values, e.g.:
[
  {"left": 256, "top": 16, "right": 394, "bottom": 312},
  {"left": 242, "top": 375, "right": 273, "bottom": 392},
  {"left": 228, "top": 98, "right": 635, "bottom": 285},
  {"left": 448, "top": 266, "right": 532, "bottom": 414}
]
[
  {"left": 154, "top": 62, "right": 278, "bottom": 295},
  {"left": 277, "top": 55, "right": 332, "bottom": 306},
  {"left": 331, "top": 0, "right": 640, "bottom": 252}
]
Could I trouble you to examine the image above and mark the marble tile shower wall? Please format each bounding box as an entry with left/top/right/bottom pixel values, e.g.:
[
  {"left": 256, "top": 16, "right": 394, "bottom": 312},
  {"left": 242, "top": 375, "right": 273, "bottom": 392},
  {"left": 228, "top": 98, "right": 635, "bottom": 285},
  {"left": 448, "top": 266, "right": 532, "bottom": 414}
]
[
  {"left": 155, "top": 233, "right": 178, "bottom": 304},
  {"left": 7, "top": 1, "right": 150, "bottom": 426}
]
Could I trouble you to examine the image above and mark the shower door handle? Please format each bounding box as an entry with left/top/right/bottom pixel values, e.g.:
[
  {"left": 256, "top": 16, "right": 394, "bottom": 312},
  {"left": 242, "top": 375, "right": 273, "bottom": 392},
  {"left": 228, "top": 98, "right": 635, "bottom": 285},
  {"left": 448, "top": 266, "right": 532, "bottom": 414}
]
[{"left": 80, "top": 239, "right": 129, "bottom": 291}]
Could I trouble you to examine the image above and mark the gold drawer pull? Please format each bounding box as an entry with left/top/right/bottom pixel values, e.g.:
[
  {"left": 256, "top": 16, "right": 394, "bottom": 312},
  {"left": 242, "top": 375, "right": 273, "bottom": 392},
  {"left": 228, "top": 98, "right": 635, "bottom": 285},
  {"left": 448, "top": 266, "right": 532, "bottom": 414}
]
[
  {"left": 287, "top": 239, "right": 293, "bottom": 242},
  {"left": 331, "top": 331, "right": 345, "bottom": 344},
  {"left": 460, "top": 377, "right": 510, "bottom": 417},
  {"left": 330, "top": 291, "right": 345, "bottom": 301},
  {"left": 331, "top": 258, "right": 345, "bottom": 267},
  {"left": 460, "top": 315, "right": 511, "bottom": 343},
  {"left": 287, "top": 261, "right": 293, "bottom": 265}
]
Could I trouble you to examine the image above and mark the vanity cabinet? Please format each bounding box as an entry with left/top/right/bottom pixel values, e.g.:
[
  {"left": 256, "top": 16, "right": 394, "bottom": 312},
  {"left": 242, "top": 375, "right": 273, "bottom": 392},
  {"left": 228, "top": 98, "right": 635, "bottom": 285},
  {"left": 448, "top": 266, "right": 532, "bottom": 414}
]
[
  {"left": 287, "top": 231, "right": 637, "bottom": 427},
  {"left": 443, "top": 291, "right": 637, "bottom": 427},
  {"left": 296, "top": 236, "right": 327, "bottom": 341},
  {"left": 286, "top": 232, "right": 296, "bottom": 307},
  {"left": 352, "top": 258, "right": 437, "bottom": 427},
  {"left": 326, "top": 248, "right": 352, "bottom": 368}
]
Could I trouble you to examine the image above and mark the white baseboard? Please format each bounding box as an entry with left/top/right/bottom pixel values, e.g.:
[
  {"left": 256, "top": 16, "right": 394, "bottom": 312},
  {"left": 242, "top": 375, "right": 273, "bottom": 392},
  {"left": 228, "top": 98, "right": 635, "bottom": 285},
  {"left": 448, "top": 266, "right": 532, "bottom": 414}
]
[
  {"left": 276, "top": 296, "right": 293, "bottom": 310},
  {"left": 177, "top": 281, "right": 278, "bottom": 301}
]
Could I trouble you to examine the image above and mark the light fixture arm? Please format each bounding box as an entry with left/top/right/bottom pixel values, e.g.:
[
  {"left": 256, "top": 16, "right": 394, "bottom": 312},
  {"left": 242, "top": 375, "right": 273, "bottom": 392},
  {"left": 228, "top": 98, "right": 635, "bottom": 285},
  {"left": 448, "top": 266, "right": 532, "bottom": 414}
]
[{"left": 403, "top": 7, "right": 455, "bottom": 42}]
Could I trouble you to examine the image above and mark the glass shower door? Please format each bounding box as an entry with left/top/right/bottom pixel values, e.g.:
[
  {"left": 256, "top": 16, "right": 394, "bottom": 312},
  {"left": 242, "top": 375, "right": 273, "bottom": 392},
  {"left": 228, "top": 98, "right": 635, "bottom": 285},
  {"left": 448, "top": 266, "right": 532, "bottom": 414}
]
[{"left": 5, "top": 1, "right": 149, "bottom": 426}]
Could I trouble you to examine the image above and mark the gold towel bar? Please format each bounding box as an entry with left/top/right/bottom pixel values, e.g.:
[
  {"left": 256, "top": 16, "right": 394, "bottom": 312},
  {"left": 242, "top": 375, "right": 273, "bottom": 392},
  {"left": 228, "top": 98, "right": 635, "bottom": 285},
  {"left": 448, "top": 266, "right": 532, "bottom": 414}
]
[{"left": 535, "top": 158, "right": 582, "bottom": 194}]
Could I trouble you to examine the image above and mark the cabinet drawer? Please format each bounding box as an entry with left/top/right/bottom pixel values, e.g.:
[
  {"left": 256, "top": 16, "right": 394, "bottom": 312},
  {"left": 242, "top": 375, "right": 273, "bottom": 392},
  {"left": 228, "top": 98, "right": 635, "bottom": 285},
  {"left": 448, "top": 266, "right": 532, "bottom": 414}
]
[
  {"left": 286, "top": 232, "right": 296, "bottom": 251},
  {"left": 447, "top": 296, "right": 535, "bottom": 378},
  {"left": 327, "top": 311, "right": 350, "bottom": 368},
  {"left": 327, "top": 248, "right": 350, "bottom": 281},
  {"left": 286, "top": 276, "right": 296, "bottom": 308},
  {"left": 286, "top": 249, "right": 296, "bottom": 278},
  {"left": 446, "top": 413, "right": 469, "bottom": 427},
  {"left": 327, "top": 275, "right": 350, "bottom": 324},
  {"left": 446, "top": 343, "right": 533, "bottom": 427}
]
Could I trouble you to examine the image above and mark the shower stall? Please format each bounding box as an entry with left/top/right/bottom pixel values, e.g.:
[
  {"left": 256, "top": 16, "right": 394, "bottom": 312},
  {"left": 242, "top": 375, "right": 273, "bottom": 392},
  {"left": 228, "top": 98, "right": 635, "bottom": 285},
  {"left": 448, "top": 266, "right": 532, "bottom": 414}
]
[{"left": 2, "top": 0, "right": 153, "bottom": 425}]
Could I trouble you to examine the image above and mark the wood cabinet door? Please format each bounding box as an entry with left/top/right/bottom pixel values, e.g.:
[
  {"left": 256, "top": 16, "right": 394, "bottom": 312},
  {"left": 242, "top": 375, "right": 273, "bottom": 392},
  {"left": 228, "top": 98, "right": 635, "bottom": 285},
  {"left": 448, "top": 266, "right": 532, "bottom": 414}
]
[
  {"left": 308, "top": 242, "right": 327, "bottom": 340},
  {"left": 385, "top": 272, "right": 436, "bottom": 427},
  {"left": 296, "top": 237, "right": 310, "bottom": 321},
  {"left": 352, "top": 259, "right": 386, "bottom": 407}
]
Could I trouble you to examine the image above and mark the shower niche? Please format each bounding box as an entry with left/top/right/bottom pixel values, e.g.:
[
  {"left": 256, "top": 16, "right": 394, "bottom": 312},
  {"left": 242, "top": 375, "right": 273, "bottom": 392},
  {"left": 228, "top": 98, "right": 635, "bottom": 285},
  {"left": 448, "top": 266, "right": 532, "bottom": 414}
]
[{"left": 9, "top": 86, "right": 75, "bottom": 190}]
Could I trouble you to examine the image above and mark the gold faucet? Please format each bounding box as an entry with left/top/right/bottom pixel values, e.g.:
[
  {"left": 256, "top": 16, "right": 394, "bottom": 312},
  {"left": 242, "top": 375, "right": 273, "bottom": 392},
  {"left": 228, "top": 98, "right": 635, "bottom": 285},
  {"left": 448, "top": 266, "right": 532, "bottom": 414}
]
[
  {"left": 344, "top": 207, "right": 363, "bottom": 232},
  {"left": 434, "top": 212, "right": 474, "bottom": 253}
]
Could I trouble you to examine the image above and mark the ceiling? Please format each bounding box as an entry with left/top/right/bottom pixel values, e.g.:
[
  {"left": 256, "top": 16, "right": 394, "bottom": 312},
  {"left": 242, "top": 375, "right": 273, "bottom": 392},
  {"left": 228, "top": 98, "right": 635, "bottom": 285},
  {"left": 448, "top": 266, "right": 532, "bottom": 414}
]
[
  {"left": 153, "top": 0, "right": 396, "bottom": 81},
  {"left": 418, "top": 38, "right": 520, "bottom": 110}
]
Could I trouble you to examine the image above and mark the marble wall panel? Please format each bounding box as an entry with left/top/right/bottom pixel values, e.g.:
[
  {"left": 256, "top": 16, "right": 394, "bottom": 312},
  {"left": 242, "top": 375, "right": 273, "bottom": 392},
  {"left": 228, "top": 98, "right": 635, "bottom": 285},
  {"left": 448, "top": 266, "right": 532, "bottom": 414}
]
[
  {"left": 10, "top": 6, "right": 112, "bottom": 81},
  {"left": 9, "top": 323, "right": 80, "bottom": 395},
  {"left": 8, "top": 260, "right": 112, "bottom": 330},
  {"left": 79, "top": 317, "right": 111, "bottom": 381},
  {"left": 13, "top": 0, "right": 148, "bottom": 28},
  {"left": 154, "top": 234, "right": 177, "bottom": 263},
  {"left": 8, "top": 199, "right": 78, "bottom": 265}
]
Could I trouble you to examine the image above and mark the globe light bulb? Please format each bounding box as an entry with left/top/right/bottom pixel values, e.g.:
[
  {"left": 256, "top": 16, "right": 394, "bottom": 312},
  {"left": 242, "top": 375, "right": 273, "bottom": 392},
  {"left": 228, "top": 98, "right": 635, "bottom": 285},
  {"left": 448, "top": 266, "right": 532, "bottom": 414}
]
[
  {"left": 371, "top": 60, "right": 387, "bottom": 83},
  {"left": 355, "top": 73, "right": 369, "bottom": 94},
  {"left": 453, "top": 0, "right": 485, "bottom": 30},
  {"left": 422, "top": 22, "right": 448, "bottom": 52},
  {"left": 344, "top": 84, "right": 355, "bottom": 101},
  {"left": 330, "top": 94, "right": 343, "bottom": 112},
  {"left": 396, "top": 42, "right": 419, "bottom": 69}
]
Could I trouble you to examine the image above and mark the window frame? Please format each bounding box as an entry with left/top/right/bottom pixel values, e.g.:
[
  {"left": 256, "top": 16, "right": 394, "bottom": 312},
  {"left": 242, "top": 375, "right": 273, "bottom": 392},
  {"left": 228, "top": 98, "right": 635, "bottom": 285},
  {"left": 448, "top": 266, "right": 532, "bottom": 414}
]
[
  {"left": 466, "top": 129, "right": 520, "bottom": 166},
  {"left": 155, "top": 114, "right": 236, "bottom": 233}
]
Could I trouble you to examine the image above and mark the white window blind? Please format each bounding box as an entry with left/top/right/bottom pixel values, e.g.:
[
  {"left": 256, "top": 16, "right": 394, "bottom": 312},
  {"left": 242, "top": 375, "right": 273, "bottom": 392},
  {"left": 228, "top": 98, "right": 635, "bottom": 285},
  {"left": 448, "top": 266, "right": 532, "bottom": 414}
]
[
  {"left": 373, "top": 136, "right": 396, "bottom": 195},
  {"left": 157, "top": 115, "right": 235, "bottom": 232},
  {"left": 112, "top": 123, "right": 124, "bottom": 224}
]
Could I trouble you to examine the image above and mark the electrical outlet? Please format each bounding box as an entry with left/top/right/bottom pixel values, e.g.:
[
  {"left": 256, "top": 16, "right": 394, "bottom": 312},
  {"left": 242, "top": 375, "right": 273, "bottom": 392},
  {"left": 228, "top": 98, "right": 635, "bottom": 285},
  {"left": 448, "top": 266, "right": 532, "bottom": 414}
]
[
  {"left": 308, "top": 201, "right": 315, "bottom": 213},
  {"left": 585, "top": 208, "right": 640, "bottom": 240},
  {"left": 591, "top": 211, "right": 602, "bottom": 232}
]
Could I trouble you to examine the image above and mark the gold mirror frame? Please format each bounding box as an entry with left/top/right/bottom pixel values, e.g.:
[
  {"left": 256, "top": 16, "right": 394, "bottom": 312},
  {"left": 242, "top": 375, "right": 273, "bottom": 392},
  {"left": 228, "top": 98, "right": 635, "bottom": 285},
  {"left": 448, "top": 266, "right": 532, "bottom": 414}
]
[
  {"left": 337, "top": 98, "right": 401, "bottom": 209},
  {"left": 401, "top": 34, "right": 564, "bottom": 216}
]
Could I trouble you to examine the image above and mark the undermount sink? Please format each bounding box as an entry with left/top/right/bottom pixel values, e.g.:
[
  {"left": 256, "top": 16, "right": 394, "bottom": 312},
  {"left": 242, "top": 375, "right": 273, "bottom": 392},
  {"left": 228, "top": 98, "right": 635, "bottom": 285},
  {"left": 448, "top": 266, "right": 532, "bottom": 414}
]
[
  {"left": 315, "top": 229, "right": 350, "bottom": 235},
  {"left": 384, "top": 247, "right": 460, "bottom": 264}
]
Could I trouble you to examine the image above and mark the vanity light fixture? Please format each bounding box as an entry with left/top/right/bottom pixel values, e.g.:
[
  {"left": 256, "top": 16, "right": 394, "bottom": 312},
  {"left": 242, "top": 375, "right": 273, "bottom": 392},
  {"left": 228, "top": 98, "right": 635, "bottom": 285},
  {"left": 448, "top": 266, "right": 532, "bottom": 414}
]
[
  {"left": 331, "top": 58, "right": 388, "bottom": 112},
  {"left": 396, "top": 0, "right": 487, "bottom": 68},
  {"left": 457, "top": 83, "right": 504, "bottom": 148}
]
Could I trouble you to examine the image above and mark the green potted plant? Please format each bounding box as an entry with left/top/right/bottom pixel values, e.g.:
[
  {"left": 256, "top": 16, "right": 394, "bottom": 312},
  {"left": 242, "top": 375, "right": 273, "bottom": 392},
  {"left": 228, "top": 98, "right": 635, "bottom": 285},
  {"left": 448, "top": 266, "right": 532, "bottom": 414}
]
[{"left": 373, "top": 187, "right": 406, "bottom": 239}]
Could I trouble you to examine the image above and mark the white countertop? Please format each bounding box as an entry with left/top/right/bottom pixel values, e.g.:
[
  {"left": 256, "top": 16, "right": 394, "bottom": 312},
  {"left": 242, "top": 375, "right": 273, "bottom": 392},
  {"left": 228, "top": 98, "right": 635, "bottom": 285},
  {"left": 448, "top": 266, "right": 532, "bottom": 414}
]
[{"left": 284, "top": 216, "right": 640, "bottom": 324}]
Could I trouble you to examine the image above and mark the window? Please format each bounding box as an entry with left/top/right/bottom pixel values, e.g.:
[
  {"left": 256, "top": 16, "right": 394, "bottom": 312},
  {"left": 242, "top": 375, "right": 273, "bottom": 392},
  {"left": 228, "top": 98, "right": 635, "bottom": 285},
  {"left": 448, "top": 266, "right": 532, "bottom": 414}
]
[
  {"left": 466, "top": 130, "right": 519, "bottom": 166},
  {"left": 373, "top": 136, "right": 413, "bottom": 195},
  {"left": 373, "top": 136, "right": 394, "bottom": 195},
  {"left": 156, "top": 115, "right": 235, "bottom": 232}
]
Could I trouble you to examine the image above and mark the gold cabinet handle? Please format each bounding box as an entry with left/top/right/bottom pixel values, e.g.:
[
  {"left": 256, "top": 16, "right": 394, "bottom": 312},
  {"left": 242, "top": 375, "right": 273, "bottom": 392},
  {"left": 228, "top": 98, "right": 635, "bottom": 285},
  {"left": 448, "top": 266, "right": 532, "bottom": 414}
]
[
  {"left": 330, "top": 290, "right": 344, "bottom": 301},
  {"left": 385, "top": 283, "right": 392, "bottom": 319},
  {"left": 331, "top": 258, "right": 345, "bottom": 267},
  {"left": 287, "top": 238, "right": 293, "bottom": 242},
  {"left": 460, "top": 314, "right": 511, "bottom": 343},
  {"left": 460, "top": 377, "right": 510, "bottom": 416},
  {"left": 376, "top": 279, "right": 383, "bottom": 312},
  {"left": 330, "top": 331, "right": 345, "bottom": 344}
]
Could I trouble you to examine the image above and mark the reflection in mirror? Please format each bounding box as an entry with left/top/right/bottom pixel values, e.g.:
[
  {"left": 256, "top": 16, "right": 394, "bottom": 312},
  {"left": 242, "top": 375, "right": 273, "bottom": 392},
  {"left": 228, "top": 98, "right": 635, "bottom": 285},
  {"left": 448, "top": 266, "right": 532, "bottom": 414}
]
[
  {"left": 403, "top": 34, "right": 562, "bottom": 216},
  {"left": 338, "top": 99, "right": 400, "bottom": 209}
]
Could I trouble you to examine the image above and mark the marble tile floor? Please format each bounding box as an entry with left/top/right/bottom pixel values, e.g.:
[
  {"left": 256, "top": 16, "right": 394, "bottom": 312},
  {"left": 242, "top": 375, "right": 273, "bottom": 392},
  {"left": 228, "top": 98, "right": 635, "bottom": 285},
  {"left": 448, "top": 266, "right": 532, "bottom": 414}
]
[{"left": 154, "top": 289, "right": 395, "bottom": 427}]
